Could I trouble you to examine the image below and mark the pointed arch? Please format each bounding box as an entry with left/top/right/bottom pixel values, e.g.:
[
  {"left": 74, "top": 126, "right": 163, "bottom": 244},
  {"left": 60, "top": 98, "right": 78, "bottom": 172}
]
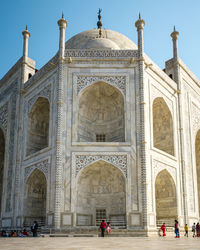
[
  {"left": 155, "top": 169, "right": 177, "bottom": 225},
  {"left": 153, "top": 97, "right": 174, "bottom": 155},
  {"left": 78, "top": 81, "right": 125, "bottom": 142},
  {"left": 195, "top": 129, "right": 200, "bottom": 215},
  {"left": 77, "top": 160, "right": 126, "bottom": 226},
  {"left": 26, "top": 97, "right": 50, "bottom": 156},
  {"left": 0, "top": 127, "right": 5, "bottom": 215},
  {"left": 24, "top": 168, "right": 47, "bottom": 226}
]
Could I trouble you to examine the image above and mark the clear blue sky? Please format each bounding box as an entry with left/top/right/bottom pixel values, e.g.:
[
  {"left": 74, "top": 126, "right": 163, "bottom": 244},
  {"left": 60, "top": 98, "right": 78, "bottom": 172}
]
[{"left": 1, "top": 0, "right": 200, "bottom": 79}]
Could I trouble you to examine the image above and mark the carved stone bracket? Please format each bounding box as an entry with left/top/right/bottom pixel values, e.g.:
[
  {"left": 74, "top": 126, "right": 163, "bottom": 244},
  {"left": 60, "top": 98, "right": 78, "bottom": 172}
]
[
  {"left": 0, "top": 102, "right": 8, "bottom": 133},
  {"left": 153, "top": 159, "right": 176, "bottom": 184},
  {"left": 24, "top": 159, "right": 49, "bottom": 183},
  {"left": 26, "top": 85, "right": 51, "bottom": 113},
  {"left": 75, "top": 155, "right": 127, "bottom": 178},
  {"left": 75, "top": 75, "right": 126, "bottom": 95}
]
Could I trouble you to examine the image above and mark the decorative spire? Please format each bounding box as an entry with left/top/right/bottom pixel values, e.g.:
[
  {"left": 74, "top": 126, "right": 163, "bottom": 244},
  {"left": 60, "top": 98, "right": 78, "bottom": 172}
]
[
  {"left": 170, "top": 26, "right": 179, "bottom": 59},
  {"left": 26, "top": 25, "right": 28, "bottom": 31},
  {"left": 135, "top": 13, "right": 145, "bottom": 31},
  {"left": 97, "top": 8, "right": 103, "bottom": 37},
  {"left": 62, "top": 12, "right": 64, "bottom": 19}
]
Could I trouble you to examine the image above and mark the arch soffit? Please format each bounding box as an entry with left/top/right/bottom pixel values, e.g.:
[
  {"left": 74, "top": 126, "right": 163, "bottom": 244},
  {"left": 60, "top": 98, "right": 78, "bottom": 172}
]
[
  {"left": 28, "top": 96, "right": 50, "bottom": 115},
  {"left": 75, "top": 75, "right": 126, "bottom": 97},
  {"left": 24, "top": 159, "right": 49, "bottom": 183},
  {"left": 75, "top": 155, "right": 127, "bottom": 179},
  {"left": 155, "top": 169, "right": 176, "bottom": 189},
  {"left": 26, "top": 168, "right": 47, "bottom": 184},
  {"left": 153, "top": 160, "right": 176, "bottom": 185},
  {"left": 151, "top": 86, "right": 173, "bottom": 115},
  {"left": 25, "top": 85, "right": 51, "bottom": 114},
  {"left": 152, "top": 96, "right": 172, "bottom": 117}
]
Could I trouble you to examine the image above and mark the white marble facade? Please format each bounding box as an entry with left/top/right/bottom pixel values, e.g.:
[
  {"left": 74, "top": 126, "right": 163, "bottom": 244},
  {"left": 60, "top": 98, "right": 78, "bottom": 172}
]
[{"left": 0, "top": 14, "right": 200, "bottom": 236}]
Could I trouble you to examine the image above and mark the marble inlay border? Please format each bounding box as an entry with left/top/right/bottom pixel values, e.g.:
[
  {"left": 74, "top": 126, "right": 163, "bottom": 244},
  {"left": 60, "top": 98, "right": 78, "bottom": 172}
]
[
  {"left": 75, "top": 155, "right": 127, "bottom": 177},
  {"left": 0, "top": 102, "right": 8, "bottom": 133},
  {"left": 65, "top": 49, "right": 138, "bottom": 58},
  {"left": 75, "top": 75, "right": 127, "bottom": 95},
  {"left": 24, "top": 159, "right": 49, "bottom": 183}
]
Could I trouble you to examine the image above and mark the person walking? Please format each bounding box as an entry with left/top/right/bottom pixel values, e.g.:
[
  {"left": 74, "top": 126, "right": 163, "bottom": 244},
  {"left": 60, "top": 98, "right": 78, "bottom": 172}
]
[
  {"left": 100, "top": 220, "right": 107, "bottom": 237},
  {"left": 184, "top": 224, "right": 188, "bottom": 237},
  {"left": 31, "top": 221, "right": 38, "bottom": 237},
  {"left": 174, "top": 220, "right": 180, "bottom": 238},
  {"left": 192, "top": 223, "right": 196, "bottom": 237},
  {"left": 161, "top": 223, "right": 166, "bottom": 236}
]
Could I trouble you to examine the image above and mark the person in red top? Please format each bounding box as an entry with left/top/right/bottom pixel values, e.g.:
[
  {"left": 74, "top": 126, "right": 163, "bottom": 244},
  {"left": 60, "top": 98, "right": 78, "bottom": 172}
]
[
  {"left": 100, "top": 220, "right": 107, "bottom": 237},
  {"left": 22, "top": 229, "right": 28, "bottom": 237},
  {"left": 161, "top": 223, "right": 166, "bottom": 236}
]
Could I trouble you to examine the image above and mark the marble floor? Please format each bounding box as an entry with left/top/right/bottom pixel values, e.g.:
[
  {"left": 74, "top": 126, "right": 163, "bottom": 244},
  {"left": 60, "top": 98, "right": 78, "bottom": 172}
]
[{"left": 0, "top": 237, "right": 200, "bottom": 250}]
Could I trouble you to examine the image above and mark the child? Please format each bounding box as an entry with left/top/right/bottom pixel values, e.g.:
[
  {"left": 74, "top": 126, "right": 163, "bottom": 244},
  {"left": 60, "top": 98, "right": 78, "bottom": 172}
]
[
  {"left": 161, "top": 223, "right": 166, "bottom": 236},
  {"left": 106, "top": 222, "right": 111, "bottom": 234},
  {"left": 184, "top": 224, "right": 188, "bottom": 237}
]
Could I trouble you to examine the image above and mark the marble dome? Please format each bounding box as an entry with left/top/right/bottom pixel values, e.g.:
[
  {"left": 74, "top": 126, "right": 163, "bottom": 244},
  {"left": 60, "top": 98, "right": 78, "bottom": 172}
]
[{"left": 65, "top": 29, "right": 137, "bottom": 50}]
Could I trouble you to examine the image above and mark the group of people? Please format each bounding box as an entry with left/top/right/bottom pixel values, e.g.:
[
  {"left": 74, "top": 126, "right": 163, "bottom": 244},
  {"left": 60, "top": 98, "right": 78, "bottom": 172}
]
[
  {"left": 192, "top": 222, "right": 200, "bottom": 237},
  {"left": 0, "top": 229, "right": 28, "bottom": 237},
  {"left": 160, "top": 220, "right": 200, "bottom": 238},
  {"left": 99, "top": 220, "right": 111, "bottom": 237},
  {"left": 0, "top": 221, "right": 39, "bottom": 237}
]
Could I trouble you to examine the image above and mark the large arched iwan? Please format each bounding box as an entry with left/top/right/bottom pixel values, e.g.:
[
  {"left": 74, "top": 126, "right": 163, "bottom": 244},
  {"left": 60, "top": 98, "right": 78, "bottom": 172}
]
[{"left": 78, "top": 82, "right": 125, "bottom": 142}]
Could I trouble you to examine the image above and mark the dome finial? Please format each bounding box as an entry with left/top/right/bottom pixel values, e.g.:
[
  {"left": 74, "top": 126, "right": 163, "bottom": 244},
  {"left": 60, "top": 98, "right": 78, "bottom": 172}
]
[
  {"left": 139, "top": 12, "right": 141, "bottom": 19},
  {"left": 174, "top": 25, "right": 176, "bottom": 32},
  {"left": 97, "top": 8, "right": 103, "bottom": 37},
  {"left": 26, "top": 24, "right": 28, "bottom": 31},
  {"left": 62, "top": 12, "right": 64, "bottom": 19}
]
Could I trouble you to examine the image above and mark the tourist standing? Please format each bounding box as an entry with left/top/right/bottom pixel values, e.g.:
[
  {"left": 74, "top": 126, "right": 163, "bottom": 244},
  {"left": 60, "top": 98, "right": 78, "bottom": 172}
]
[
  {"left": 174, "top": 220, "right": 180, "bottom": 238},
  {"left": 32, "top": 221, "right": 38, "bottom": 237},
  {"left": 184, "top": 224, "right": 188, "bottom": 237},
  {"left": 192, "top": 223, "right": 196, "bottom": 237},
  {"left": 160, "top": 223, "right": 166, "bottom": 236},
  {"left": 196, "top": 222, "right": 200, "bottom": 237},
  {"left": 100, "top": 220, "right": 107, "bottom": 237}
]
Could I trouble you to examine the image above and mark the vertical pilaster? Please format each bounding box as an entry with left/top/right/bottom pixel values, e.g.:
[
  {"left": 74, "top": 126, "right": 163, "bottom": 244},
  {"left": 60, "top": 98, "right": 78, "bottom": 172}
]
[
  {"left": 54, "top": 13, "right": 67, "bottom": 229},
  {"left": 135, "top": 14, "right": 148, "bottom": 229},
  {"left": 171, "top": 27, "right": 188, "bottom": 224}
]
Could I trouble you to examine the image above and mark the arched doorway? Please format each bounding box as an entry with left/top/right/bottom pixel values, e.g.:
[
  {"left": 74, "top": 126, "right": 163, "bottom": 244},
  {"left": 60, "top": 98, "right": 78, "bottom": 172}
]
[
  {"left": 78, "top": 82, "right": 125, "bottom": 142},
  {"left": 24, "top": 169, "right": 47, "bottom": 227},
  {"left": 0, "top": 128, "right": 5, "bottom": 215},
  {"left": 26, "top": 97, "right": 50, "bottom": 156},
  {"left": 195, "top": 130, "right": 200, "bottom": 215},
  {"left": 153, "top": 97, "right": 174, "bottom": 155},
  {"left": 77, "top": 160, "right": 126, "bottom": 227},
  {"left": 155, "top": 170, "right": 177, "bottom": 226}
]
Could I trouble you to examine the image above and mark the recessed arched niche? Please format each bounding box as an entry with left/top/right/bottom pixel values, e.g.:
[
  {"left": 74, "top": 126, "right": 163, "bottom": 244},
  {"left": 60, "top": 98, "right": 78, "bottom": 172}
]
[
  {"left": 24, "top": 168, "right": 47, "bottom": 226},
  {"left": 155, "top": 170, "right": 177, "bottom": 226},
  {"left": 26, "top": 97, "right": 50, "bottom": 156},
  {"left": 153, "top": 97, "right": 174, "bottom": 156},
  {"left": 78, "top": 82, "right": 125, "bottom": 142}
]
